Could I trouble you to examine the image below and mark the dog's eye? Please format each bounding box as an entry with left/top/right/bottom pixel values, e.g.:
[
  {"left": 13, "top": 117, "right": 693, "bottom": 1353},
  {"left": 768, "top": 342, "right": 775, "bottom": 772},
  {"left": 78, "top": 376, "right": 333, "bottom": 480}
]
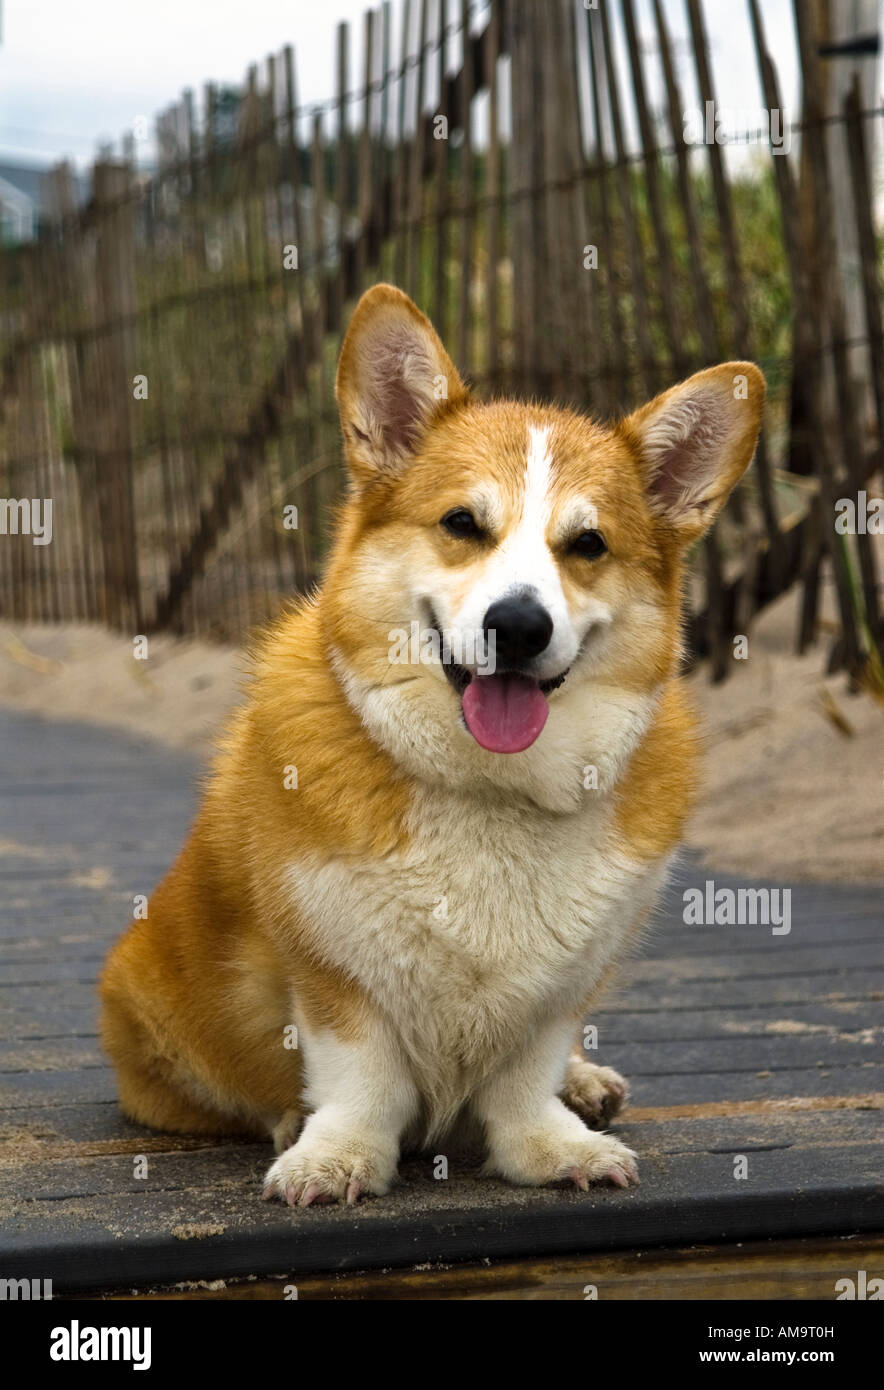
[
  {"left": 441, "top": 508, "right": 483, "bottom": 540},
  {"left": 571, "top": 529, "right": 607, "bottom": 560}
]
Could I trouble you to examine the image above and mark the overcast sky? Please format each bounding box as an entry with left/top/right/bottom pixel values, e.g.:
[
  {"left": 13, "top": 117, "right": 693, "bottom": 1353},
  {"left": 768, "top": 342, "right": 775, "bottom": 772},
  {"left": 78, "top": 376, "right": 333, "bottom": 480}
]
[{"left": 0, "top": 0, "right": 864, "bottom": 171}]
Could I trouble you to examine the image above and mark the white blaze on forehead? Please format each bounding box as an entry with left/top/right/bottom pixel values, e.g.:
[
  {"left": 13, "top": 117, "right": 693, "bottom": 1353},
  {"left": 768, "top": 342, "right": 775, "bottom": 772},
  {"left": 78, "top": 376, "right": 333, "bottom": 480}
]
[
  {"left": 490, "top": 422, "right": 558, "bottom": 597},
  {"left": 523, "top": 423, "right": 554, "bottom": 528}
]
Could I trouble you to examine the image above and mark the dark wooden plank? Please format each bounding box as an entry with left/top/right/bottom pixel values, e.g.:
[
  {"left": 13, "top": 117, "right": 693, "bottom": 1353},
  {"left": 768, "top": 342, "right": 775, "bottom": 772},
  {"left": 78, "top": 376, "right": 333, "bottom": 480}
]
[
  {"left": 1, "top": 961, "right": 112, "bottom": 985},
  {"left": 0, "top": 1100, "right": 182, "bottom": 1145},
  {"left": 627, "top": 942, "right": 883, "bottom": 979},
  {"left": 2, "top": 1141, "right": 880, "bottom": 1292},
  {"left": 623, "top": 1067, "right": 884, "bottom": 1107},
  {"left": 607, "top": 1033, "right": 882, "bottom": 1073},
  {"left": 0, "top": 1066, "right": 119, "bottom": 1107},
  {"left": 591, "top": 997, "right": 884, "bottom": 1043},
  {"left": 607, "top": 974, "right": 884, "bottom": 1011},
  {"left": 0, "top": 1040, "right": 103, "bottom": 1071}
]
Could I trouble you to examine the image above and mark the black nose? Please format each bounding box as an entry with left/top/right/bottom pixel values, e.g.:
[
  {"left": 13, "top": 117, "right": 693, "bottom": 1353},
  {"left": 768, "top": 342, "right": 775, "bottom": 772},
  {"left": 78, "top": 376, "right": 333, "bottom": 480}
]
[{"left": 482, "top": 594, "right": 553, "bottom": 667}]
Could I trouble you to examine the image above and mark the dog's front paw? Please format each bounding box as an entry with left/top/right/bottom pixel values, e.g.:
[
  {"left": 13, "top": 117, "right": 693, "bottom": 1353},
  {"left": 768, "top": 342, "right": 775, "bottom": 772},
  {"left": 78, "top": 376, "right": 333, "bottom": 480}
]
[
  {"left": 560, "top": 1131, "right": 639, "bottom": 1190},
  {"left": 262, "top": 1125, "right": 398, "bottom": 1207},
  {"left": 560, "top": 1058, "right": 629, "bottom": 1129},
  {"left": 489, "top": 1103, "right": 639, "bottom": 1191}
]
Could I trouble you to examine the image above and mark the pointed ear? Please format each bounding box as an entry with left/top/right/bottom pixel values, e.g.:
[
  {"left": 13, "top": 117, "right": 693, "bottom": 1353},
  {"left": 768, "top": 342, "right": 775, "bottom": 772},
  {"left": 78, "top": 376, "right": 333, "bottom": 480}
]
[
  {"left": 335, "top": 284, "right": 468, "bottom": 485},
  {"left": 621, "top": 363, "right": 766, "bottom": 544}
]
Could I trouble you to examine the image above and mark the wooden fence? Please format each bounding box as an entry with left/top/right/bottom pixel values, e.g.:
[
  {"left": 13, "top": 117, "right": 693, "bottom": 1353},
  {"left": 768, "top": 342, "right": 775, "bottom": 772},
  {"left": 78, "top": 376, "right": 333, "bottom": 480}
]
[{"left": 0, "top": 0, "right": 881, "bottom": 683}]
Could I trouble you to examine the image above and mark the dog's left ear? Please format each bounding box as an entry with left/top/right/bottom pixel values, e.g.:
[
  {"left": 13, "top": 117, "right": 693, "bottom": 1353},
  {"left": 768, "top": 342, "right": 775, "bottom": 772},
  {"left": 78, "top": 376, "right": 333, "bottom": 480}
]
[
  {"left": 622, "top": 362, "right": 765, "bottom": 544},
  {"left": 336, "top": 284, "right": 468, "bottom": 485}
]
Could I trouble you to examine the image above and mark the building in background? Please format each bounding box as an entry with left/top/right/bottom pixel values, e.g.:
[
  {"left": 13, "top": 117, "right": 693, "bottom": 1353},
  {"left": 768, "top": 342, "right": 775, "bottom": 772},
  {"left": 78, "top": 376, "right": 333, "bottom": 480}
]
[{"left": 0, "top": 159, "right": 88, "bottom": 245}]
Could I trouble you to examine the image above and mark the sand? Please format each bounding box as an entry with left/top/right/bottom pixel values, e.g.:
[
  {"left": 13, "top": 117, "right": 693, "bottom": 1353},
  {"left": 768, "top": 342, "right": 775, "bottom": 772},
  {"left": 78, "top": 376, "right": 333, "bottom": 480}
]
[
  {"left": 686, "top": 589, "right": 884, "bottom": 884},
  {"left": 0, "top": 623, "right": 246, "bottom": 752},
  {"left": 1, "top": 585, "right": 882, "bottom": 885}
]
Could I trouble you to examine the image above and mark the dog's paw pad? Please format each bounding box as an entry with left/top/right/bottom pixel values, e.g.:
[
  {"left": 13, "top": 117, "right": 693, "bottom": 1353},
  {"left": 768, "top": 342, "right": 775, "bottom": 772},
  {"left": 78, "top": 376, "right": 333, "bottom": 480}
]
[{"left": 560, "top": 1061, "right": 630, "bottom": 1128}]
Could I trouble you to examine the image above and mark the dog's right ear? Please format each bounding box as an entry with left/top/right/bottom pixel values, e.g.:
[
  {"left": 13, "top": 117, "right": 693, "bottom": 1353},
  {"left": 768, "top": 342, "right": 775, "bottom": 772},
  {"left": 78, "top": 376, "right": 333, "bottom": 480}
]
[{"left": 335, "top": 284, "right": 468, "bottom": 486}]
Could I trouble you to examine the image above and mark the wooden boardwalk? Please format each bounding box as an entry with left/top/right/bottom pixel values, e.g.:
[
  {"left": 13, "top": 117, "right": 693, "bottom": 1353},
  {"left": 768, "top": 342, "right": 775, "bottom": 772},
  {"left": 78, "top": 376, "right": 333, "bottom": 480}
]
[{"left": 0, "top": 708, "right": 881, "bottom": 1295}]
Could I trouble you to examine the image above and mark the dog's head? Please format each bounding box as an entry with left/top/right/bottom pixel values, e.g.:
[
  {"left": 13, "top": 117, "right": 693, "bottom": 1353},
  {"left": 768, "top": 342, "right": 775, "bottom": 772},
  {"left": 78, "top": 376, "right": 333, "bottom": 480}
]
[{"left": 323, "top": 285, "right": 764, "bottom": 806}]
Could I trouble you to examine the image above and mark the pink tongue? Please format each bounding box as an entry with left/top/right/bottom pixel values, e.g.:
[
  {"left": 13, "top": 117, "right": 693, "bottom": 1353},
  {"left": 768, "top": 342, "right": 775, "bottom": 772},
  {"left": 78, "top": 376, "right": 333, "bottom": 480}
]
[{"left": 461, "top": 674, "right": 549, "bottom": 754}]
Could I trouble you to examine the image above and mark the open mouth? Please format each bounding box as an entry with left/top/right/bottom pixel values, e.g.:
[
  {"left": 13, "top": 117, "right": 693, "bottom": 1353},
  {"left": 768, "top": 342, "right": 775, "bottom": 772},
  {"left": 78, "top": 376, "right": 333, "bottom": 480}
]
[{"left": 428, "top": 611, "right": 569, "bottom": 755}]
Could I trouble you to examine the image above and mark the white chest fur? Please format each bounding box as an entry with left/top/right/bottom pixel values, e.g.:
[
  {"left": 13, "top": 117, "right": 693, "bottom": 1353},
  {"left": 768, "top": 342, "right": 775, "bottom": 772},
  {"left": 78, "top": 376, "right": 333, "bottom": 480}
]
[{"left": 285, "top": 783, "right": 669, "bottom": 1131}]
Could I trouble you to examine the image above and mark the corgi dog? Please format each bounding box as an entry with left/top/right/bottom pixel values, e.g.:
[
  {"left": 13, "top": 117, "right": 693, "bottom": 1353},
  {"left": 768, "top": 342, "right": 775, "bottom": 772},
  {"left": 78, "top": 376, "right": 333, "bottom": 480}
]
[{"left": 100, "top": 285, "right": 764, "bottom": 1205}]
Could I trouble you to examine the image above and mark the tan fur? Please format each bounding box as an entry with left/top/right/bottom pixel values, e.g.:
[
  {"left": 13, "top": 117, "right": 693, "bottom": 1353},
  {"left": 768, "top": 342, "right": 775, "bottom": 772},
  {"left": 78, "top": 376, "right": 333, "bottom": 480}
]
[
  {"left": 101, "top": 602, "right": 399, "bottom": 1133},
  {"left": 101, "top": 285, "right": 764, "bottom": 1201}
]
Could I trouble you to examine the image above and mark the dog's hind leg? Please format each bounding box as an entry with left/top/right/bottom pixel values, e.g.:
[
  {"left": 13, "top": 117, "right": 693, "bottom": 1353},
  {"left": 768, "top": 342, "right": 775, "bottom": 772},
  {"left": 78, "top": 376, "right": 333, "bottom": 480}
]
[
  {"left": 270, "top": 1109, "right": 303, "bottom": 1154},
  {"left": 559, "top": 1049, "right": 629, "bottom": 1128},
  {"left": 101, "top": 969, "right": 257, "bottom": 1139}
]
